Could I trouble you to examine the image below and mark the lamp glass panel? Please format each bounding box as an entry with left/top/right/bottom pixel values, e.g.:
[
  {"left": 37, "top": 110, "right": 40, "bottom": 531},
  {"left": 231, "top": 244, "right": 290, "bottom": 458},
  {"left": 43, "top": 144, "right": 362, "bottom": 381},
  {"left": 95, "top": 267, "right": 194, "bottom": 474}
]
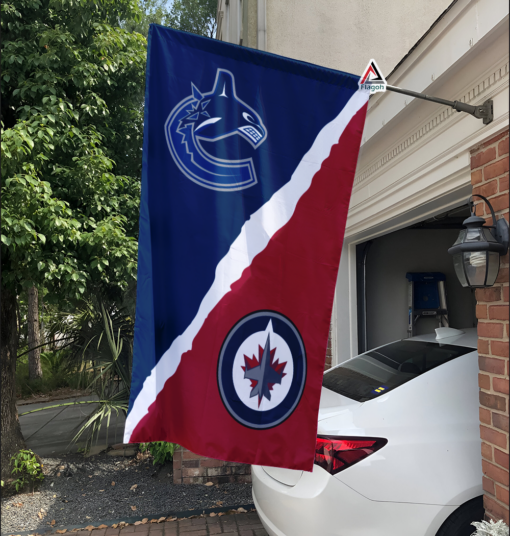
[
  {"left": 464, "top": 251, "right": 487, "bottom": 287},
  {"left": 453, "top": 230, "right": 466, "bottom": 246},
  {"left": 453, "top": 253, "right": 468, "bottom": 287},
  {"left": 465, "top": 229, "right": 483, "bottom": 242},
  {"left": 485, "top": 251, "right": 500, "bottom": 286},
  {"left": 482, "top": 228, "right": 499, "bottom": 244}
]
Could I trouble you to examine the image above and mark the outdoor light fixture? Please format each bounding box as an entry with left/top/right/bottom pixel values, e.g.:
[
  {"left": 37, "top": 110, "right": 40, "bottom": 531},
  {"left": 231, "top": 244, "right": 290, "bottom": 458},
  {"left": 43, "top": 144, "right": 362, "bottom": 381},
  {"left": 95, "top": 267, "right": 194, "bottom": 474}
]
[{"left": 448, "top": 195, "right": 509, "bottom": 288}]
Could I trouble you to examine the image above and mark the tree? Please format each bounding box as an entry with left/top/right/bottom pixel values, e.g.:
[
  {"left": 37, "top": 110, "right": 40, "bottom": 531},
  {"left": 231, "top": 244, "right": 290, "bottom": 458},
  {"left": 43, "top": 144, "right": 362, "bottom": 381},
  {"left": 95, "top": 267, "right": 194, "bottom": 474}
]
[
  {"left": 1, "top": 0, "right": 146, "bottom": 479},
  {"left": 123, "top": 0, "right": 217, "bottom": 38},
  {"left": 167, "top": 0, "right": 217, "bottom": 38},
  {"left": 27, "top": 285, "right": 42, "bottom": 379},
  {"left": 122, "top": 0, "right": 171, "bottom": 37}
]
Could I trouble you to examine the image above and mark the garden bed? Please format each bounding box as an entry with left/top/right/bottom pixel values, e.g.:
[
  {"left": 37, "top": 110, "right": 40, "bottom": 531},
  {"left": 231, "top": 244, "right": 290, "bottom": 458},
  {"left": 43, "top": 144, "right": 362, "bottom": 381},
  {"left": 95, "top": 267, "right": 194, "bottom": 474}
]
[{"left": 1, "top": 451, "right": 253, "bottom": 534}]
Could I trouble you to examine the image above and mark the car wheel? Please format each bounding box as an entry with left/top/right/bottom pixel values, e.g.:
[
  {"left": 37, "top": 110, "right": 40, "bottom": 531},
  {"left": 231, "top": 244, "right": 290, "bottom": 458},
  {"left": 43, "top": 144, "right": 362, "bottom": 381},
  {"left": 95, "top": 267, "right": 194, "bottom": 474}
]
[{"left": 436, "top": 496, "right": 484, "bottom": 536}]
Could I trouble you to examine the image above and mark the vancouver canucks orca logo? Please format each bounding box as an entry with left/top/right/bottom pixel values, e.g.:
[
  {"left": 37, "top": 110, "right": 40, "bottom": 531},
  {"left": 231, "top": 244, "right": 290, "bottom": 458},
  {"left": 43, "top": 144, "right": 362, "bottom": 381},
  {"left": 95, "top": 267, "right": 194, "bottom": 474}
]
[
  {"left": 165, "top": 69, "right": 267, "bottom": 192},
  {"left": 218, "top": 311, "right": 306, "bottom": 429}
]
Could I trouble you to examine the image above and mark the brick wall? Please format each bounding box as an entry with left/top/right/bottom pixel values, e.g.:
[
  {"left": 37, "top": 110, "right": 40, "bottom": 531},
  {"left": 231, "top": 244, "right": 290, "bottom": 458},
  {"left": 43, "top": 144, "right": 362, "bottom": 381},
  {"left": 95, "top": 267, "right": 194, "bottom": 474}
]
[
  {"left": 471, "top": 130, "right": 509, "bottom": 524},
  {"left": 325, "top": 324, "right": 333, "bottom": 370},
  {"left": 173, "top": 448, "right": 251, "bottom": 485}
]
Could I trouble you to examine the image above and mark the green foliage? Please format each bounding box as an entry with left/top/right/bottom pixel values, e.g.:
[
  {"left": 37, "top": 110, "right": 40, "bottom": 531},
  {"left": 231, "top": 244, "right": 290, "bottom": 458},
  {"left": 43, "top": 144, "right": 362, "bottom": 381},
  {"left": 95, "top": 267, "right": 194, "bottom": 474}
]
[
  {"left": 15, "top": 353, "right": 84, "bottom": 399},
  {"left": 123, "top": 0, "right": 216, "bottom": 38},
  {"left": 166, "top": 0, "right": 217, "bottom": 38},
  {"left": 67, "top": 300, "right": 134, "bottom": 447},
  {"left": 1, "top": 0, "right": 146, "bottom": 304},
  {"left": 140, "top": 441, "right": 178, "bottom": 465},
  {"left": 11, "top": 449, "right": 44, "bottom": 492},
  {"left": 122, "top": 0, "right": 171, "bottom": 37}
]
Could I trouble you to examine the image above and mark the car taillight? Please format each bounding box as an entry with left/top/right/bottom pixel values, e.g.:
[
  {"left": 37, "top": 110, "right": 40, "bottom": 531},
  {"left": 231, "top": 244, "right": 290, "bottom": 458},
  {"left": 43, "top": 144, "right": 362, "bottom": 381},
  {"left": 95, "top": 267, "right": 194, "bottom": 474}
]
[{"left": 314, "top": 436, "right": 387, "bottom": 475}]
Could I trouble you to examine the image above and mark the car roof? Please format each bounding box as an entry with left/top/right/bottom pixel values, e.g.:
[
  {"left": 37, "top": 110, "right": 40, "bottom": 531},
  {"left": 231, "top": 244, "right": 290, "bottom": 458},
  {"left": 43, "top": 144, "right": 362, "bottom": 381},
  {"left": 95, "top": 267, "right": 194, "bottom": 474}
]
[{"left": 408, "top": 327, "right": 478, "bottom": 349}]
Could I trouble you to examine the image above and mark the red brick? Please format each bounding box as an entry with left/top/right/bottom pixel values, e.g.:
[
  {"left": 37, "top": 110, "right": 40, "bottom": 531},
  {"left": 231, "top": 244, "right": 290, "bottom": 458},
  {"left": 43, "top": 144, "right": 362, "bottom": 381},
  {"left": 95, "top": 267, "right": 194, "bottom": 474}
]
[
  {"left": 500, "top": 174, "right": 509, "bottom": 193},
  {"left": 488, "top": 196, "right": 510, "bottom": 217},
  {"left": 499, "top": 138, "right": 509, "bottom": 157},
  {"left": 472, "top": 169, "right": 483, "bottom": 185},
  {"left": 482, "top": 459, "right": 510, "bottom": 486},
  {"left": 491, "top": 341, "right": 509, "bottom": 358},
  {"left": 478, "top": 339, "right": 490, "bottom": 355},
  {"left": 496, "top": 267, "right": 509, "bottom": 284},
  {"left": 200, "top": 459, "right": 224, "bottom": 468},
  {"left": 495, "top": 448, "right": 510, "bottom": 470},
  {"left": 474, "top": 180, "right": 498, "bottom": 198},
  {"left": 484, "top": 494, "right": 510, "bottom": 525},
  {"left": 484, "top": 158, "right": 510, "bottom": 181},
  {"left": 182, "top": 460, "right": 200, "bottom": 468},
  {"left": 480, "top": 406, "right": 492, "bottom": 424},
  {"left": 482, "top": 441, "right": 493, "bottom": 460},
  {"left": 480, "top": 425, "right": 508, "bottom": 449},
  {"left": 480, "top": 392, "right": 507, "bottom": 412},
  {"left": 182, "top": 467, "right": 205, "bottom": 477},
  {"left": 478, "top": 322, "right": 504, "bottom": 339},
  {"left": 479, "top": 373, "right": 491, "bottom": 390},
  {"left": 476, "top": 287, "right": 502, "bottom": 302},
  {"left": 494, "top": 377, "right": 510, "bottom": 395},
  {"left": 182, "top": 450, "right": 206, "bottom": 460},
  {"left": 480, "top": 132, "right": 508, "bottom": 149},
  {"left": 489, "top": 306, "right": 509, "bottom": 320},
  {"left": 496, "top": 484, "right": 509, "bottom": 505},
  {"left": 479, "top": 356, "right": 507, "bottom": 374},
  {"left": 492, "top": 412, "right": 509, "bottom": 433},
  {"left": 483, "top": 475, "right": 496, "bottom": 494},
  {"left": 472, "top": 147, "right": 497, "bottom": 169},
  {"left": 477, "top": 304, "right": 488, "bottom": 319},
  {"left": 503, "top": 286, "right": 509, "bottom": 302}
]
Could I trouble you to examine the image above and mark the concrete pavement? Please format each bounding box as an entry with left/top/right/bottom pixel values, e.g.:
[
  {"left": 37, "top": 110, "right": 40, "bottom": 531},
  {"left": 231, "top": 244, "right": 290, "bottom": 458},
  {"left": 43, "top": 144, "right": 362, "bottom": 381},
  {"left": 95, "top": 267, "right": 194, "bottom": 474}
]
[{"left": 17, "top": 396, "right": 126, "bottom": 456}]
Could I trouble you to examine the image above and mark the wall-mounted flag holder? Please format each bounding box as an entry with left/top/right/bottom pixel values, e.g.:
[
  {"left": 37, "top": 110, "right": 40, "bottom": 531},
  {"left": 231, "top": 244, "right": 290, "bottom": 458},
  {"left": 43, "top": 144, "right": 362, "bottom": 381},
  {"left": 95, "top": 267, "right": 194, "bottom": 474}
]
[{"left": 386, "top": 85, "right": 493, "bottom": 125}]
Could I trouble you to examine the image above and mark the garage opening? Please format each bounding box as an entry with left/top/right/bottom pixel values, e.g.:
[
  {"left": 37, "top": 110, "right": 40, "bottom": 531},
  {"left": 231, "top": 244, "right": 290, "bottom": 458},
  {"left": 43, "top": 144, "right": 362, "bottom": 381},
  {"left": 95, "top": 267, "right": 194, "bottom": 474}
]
[{"left": 356, "top": 204, "right": 477, "bottom": 353}]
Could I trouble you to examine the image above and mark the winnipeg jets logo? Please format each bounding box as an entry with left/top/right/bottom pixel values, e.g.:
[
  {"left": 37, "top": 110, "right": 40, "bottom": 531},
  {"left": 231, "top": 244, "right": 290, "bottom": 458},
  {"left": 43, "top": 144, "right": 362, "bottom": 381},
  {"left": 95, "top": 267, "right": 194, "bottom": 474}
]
[
  {"left": 165, "top": 69, "right": 267, "bottom": 192},
  {"left": 243, "top": 325, "right": 287, "bottom": 407},
  {"left": 218, "top": 311, "right": 306, "bottom": 429}
]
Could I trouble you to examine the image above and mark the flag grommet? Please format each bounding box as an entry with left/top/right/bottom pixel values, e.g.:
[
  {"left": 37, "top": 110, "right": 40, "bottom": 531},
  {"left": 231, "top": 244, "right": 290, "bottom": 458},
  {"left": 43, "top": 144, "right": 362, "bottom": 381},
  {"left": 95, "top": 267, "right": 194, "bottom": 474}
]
[{"left": 217, "top": 310, "right": 307, "bottom": 429}]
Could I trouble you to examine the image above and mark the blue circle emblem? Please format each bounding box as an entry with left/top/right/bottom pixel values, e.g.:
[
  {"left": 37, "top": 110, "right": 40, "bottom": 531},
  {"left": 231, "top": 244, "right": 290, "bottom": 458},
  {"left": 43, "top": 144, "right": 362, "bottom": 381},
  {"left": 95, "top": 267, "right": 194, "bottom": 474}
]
[{"left": 218, "top": 310, "right": 306, "bottom": 429}]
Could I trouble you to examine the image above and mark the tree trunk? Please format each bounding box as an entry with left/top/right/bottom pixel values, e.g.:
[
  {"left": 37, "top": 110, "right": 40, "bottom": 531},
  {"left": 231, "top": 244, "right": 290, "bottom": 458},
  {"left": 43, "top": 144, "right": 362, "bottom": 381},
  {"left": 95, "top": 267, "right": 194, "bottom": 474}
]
[
  {"left": 27, "top": 285, "right": 42, "bottom": 380},
  {"left": 1, "top": 286, "right": 26, "bottom": 480}
]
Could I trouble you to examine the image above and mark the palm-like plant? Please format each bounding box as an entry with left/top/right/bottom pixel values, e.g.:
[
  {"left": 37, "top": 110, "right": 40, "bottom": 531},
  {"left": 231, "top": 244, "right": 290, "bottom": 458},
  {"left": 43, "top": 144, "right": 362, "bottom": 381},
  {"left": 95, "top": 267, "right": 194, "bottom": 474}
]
[
  {"left": 22, "top": 296, "right": 135, "bottom": 449},
  {"left": 72, "top": 303, "right": 133, "bottom": 448}
]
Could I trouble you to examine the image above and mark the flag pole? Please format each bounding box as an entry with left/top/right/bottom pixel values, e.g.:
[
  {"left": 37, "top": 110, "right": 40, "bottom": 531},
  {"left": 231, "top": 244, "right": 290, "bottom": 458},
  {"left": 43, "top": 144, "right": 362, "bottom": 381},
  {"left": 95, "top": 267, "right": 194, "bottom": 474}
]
[{"left": 385, "top": 85, "right": 493, "bottom": 125}]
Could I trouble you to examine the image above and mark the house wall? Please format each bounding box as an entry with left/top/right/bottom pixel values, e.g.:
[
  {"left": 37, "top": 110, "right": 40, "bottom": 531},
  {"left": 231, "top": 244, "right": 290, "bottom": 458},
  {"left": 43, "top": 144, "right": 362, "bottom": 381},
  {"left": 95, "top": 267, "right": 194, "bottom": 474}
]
[
  {"left": 365, "top": 228, "right": 477, "bottom": 350},
  {"left": 266, "top": 0, "right": 452, "bottom": 75},
  {"left": 471, "top": 131, "right": 509, "bottom": 524}
]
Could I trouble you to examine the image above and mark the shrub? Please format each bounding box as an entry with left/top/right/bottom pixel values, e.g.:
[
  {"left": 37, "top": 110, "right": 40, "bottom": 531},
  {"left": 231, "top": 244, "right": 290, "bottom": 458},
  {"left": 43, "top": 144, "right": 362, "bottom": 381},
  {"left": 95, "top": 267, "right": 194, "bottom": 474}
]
[
  {"left": 11, "top": 449, "right": 44, "bottom": 493},
  {"left": 139, "top": 442, "right": 179, "bottom": 465},
  {"left": 471, "top": 519, "right": 510, "bottom": 536}
]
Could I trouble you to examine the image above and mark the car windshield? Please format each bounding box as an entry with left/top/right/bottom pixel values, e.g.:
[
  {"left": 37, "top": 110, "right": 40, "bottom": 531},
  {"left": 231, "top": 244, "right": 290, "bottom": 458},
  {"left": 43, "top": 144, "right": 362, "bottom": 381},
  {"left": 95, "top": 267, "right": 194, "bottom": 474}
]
[{"left": 322, "top": 340, "right": 473, "bottom": 402}]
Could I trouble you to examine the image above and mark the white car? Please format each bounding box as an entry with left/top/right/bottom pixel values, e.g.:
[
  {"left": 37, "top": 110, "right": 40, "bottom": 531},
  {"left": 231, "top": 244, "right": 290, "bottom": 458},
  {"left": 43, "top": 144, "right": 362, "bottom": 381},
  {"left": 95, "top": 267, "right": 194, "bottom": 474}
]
[{"left": 252, "top": 327, "right": 483, "bottom": 536}]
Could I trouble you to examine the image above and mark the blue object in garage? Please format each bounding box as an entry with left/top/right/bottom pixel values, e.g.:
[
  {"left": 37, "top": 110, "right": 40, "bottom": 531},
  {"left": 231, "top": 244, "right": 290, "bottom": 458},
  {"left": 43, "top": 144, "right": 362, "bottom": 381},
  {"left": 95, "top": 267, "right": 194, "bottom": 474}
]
[{"left": 406, "top": 273, "right": 448, "bottom": 337}]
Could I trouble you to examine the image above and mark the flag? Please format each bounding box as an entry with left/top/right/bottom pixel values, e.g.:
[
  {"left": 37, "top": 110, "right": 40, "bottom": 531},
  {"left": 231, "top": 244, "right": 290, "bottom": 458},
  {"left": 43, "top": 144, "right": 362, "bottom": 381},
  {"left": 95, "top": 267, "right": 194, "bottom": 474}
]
[{"left": 124, "top": 24, "right": 368, "bottom": 471}]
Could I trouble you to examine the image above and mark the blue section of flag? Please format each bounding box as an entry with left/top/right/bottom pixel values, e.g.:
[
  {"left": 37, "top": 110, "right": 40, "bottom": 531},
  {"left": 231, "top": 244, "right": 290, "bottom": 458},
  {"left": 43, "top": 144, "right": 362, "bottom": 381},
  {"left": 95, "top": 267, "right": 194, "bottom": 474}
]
[{"left": 129, "top": 25, "right": 360, "bottom": 413}]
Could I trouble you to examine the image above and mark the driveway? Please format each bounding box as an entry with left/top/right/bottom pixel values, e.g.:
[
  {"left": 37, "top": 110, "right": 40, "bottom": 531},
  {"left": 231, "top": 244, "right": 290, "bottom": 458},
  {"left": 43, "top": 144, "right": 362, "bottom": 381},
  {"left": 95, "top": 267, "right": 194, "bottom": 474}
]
[{"left": 18, "top": 395, "right": 126, "bottom": 456}]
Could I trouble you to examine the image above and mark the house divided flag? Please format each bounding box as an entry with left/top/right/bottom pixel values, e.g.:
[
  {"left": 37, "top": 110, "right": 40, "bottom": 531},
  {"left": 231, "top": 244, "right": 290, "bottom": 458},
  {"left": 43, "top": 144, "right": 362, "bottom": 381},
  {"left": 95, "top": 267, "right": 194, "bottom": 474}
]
[{"left": 124, "top": 24, "right": 369, "bottom": 471}]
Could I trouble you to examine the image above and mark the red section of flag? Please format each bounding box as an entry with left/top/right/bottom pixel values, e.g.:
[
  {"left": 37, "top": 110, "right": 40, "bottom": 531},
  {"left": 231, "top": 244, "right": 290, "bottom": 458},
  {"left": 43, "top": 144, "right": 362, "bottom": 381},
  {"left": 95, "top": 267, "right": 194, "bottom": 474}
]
[{"left": 130, "top": 104, "right": 367, "bottom": 471}]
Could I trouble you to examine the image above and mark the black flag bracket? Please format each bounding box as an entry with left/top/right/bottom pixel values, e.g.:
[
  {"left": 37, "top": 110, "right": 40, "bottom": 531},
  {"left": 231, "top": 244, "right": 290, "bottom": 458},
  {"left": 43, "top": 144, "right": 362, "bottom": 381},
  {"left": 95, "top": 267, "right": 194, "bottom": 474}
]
[{"left": 385, "top": 85, "right": 494, "bottom": 125}]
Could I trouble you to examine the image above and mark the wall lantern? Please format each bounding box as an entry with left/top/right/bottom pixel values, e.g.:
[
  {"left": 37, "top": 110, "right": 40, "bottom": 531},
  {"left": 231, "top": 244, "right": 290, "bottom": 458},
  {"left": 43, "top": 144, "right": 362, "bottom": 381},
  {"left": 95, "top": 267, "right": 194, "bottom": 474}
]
[{"left": 448, "top": 195, "right": 509, "bottom": 288}]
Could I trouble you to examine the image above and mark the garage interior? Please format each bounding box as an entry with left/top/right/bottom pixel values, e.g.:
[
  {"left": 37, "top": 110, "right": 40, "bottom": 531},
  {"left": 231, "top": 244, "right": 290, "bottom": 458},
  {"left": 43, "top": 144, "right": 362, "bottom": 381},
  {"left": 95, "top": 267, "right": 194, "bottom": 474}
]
[{"left": 356, "top": 204, "right": 478, "bottom": 353}]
